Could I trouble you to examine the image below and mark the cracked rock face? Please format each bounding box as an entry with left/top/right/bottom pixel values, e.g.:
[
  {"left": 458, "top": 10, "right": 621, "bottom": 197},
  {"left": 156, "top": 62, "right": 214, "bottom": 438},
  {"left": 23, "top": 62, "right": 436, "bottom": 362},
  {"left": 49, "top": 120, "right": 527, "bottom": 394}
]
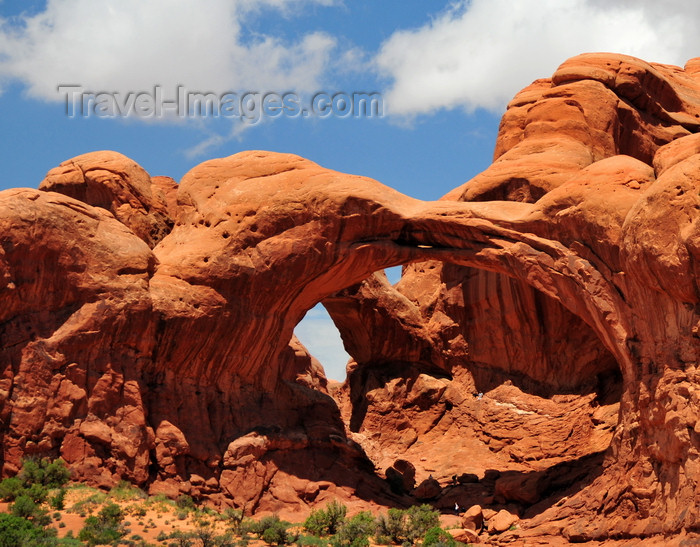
[{"left": 0, "top": 52, "right": 698, "bottom": 540}]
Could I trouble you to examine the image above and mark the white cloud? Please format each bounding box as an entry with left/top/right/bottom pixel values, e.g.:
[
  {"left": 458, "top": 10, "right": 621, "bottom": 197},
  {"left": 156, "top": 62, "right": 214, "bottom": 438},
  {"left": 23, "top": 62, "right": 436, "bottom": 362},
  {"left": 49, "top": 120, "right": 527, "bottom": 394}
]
[
  {"left": 4, "top": 0, "right": 698, "bottom": 145},
  {"left": 0, "top": 0, "right": 337, "bottom": 101},
  {"left": 375, "top": 0, "right": 700, "bottom": 117},
  {"left": 294, "top": 304, "right": 350, "bottom": 382}
]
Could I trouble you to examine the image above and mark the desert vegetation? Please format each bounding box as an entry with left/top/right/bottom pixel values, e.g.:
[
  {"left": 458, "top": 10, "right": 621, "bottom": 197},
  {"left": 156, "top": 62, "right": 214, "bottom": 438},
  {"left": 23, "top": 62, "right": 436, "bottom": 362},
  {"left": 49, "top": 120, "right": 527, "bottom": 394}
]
[{"left": 0, "top": 459, "right": 469, "bottom": 546}]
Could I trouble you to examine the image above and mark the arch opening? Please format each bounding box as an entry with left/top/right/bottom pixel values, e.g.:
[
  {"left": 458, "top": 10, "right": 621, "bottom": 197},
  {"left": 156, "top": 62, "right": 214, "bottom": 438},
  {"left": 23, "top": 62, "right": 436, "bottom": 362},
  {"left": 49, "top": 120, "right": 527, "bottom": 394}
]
[
  {"left": 292, "top": 258, "right": 623, "bottom": 515},
  {"left": 293, "top": 267, "right": 407, "bottom": 383},
  {"left": 294, "top": 303, "right": 350, "bottom": 382}
]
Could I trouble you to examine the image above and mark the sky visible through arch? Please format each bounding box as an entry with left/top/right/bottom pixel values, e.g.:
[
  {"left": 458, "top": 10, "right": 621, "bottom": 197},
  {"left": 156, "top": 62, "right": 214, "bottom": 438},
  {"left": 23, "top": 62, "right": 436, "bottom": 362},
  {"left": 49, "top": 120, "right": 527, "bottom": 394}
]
[{"left": 1, "top": 0, "right": 699, "bottom": 380}]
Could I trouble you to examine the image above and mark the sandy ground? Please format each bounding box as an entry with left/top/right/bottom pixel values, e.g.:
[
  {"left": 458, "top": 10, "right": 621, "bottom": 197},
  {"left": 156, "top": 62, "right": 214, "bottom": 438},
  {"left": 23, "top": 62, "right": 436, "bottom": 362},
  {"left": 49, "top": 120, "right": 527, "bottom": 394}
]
[
  {"left": 2, "top": 487, "right": 699, "bottom": 546},
  {"left": 0, "top": 487, "right": 465, "bottom": 546}
]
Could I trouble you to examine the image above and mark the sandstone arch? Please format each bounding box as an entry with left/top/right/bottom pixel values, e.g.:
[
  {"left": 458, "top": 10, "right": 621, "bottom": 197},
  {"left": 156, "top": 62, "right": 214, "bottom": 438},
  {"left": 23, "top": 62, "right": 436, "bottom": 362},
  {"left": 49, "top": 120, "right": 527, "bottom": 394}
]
[
  {"left": 0, "top": 52, "right": 698, "bottom": 540},
  {"left": 325, "top": 53, "right": 700, "bottom": 540}
]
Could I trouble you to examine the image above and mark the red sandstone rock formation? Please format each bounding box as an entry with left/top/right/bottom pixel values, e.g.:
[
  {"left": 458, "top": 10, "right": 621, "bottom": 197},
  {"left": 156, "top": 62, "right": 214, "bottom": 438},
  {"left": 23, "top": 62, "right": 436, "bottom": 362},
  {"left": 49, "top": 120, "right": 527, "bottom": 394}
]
[
  {"left": 0, "top": 52, "right": 698, "bottom": 542},
  {"left": 39, "top": 151, "right": 173, "bottom": 248},
  {"left": 331, "top": 53, "right": 700, "bottom": 541}
]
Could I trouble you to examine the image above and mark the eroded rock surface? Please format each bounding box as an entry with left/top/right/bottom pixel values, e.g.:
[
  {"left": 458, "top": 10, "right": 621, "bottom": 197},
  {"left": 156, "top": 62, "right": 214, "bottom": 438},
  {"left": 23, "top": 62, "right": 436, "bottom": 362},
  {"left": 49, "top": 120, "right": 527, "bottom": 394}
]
[
  {"left": 330, "top": 53, "right": 700, "bottom": 541},
  {"left": 0, "top": 52, "right": 698, "bottom": 541},
  {"left": 39, "top": 150, "right": 174, "bottom": 248}
]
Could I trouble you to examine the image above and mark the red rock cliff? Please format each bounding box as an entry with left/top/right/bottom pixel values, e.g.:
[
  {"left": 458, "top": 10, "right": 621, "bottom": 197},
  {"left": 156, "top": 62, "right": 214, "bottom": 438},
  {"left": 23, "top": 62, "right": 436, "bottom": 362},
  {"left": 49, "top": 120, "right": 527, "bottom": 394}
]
[{"left": 0, "top": 53, "right": 698, "bottom": 541}]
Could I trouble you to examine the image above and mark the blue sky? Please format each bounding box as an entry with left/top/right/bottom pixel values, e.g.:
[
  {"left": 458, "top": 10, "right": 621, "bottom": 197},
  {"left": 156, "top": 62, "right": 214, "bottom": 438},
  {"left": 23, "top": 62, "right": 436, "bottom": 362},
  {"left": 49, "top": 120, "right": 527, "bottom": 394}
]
[{"left": 1, "top": 0, "right": 699, "bottom": 380}]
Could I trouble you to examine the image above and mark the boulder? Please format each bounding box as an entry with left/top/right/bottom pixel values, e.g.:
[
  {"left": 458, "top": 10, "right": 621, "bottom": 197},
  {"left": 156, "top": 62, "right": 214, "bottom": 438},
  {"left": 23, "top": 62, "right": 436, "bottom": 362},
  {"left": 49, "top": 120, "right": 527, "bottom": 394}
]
[
  {"left": 386, "top": 459, "right": 416, "bottom": 494},
  {"left": 461, "top": 504, "right": 483, "bottom": 531},
  {"left": 414, "top": 476, "right": 441, "bottom": 500},
  {"left": 449, "top": 528, "right": 480, "bottom": 543},
  {"left": 457, "top": 473, "right": 479, "bottom": 484},
  {"left": 488, "top": 509, "right": 519, "bottom": 534}
]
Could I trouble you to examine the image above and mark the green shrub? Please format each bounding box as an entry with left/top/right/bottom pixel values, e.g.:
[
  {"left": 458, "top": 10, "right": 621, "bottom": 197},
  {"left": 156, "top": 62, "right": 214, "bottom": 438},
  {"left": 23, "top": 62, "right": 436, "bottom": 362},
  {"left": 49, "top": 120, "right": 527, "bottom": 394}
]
[
  {"left": 166, "top": 527, "right": 236, "bottom": 547},
  {"left": 109, "top": 480, "right": 147, "bottom": 501},
  {"left": 78, "top": 502, "right": 126, "bottom": 546},
  {"left": 422, "top": 526, "right": 457, "bottom": 547},
  {"left": 58, "top": 538, "right": 85, "bottom": 546},
  {"left": 175, "top": 494, "right": 196, "bottom": 511},
  {"left": 19, "top": 458, "right": 71, "bottom": 489},
  {"left": 330, "top": 511, "right": 375, "bottom": 547},
  {"left": 0, "top": 477, "right": 23, "bottom": 501},
  {"left": 79, "top": 516, "right": 123, "bottom": 545},
  {"left": 304, "top": 510, "right": 327, "bottom": 536},
  {"left": 303, "top": 500, "right": 347, "bottom": 536},
  {"left": 168, "top": 530, "right": 195, "bottom": 547},
  {"left": 0, "top": 474, "right": 51, "bottom": 504},
  {"left": 220, "top": 507, "right": 244, "bottom": 532},
  {"left": 262, "top": 525, "right": 291, "bottom": 546},
  {"left": 49, "top": 488, "right": 66, "bottom": 510},
  {"left": 70, "top": 491, "right": 107, "bottom": 514},
  {"left": 26, "top": 482, "right": 50, "bottom": 504},
  {"left": 406, "top": 504, "right": 440, "bottom": 541},
  {"left": 239, "top": 517, "right": 259, "bottom": 536},
  {"left": 375, "top": 508, "right": 408, "bottom": 544},
  {"left": 19, "top": 459, "right": 47, "bottom": 486},
  {"left": 11, "top": 494, "right": 50, "bottom": 525},
  {"left": 192, "top": 526, "right": 236, "bottom": 547},
  {"left": 99, "top": 502, "right": 123, "bottom": 525},
  {"left": 0, "top": 513, "right": 59, "bottom": 547},
  {"left": 214, "top": 531, "right": 237, "bottom": 547},
  {"left": 255, "top": 515, "right": 295, "bottom": 545},
  {"left": 43, "top": 459, "right": 71, "bottom": 488},
  {"left": 193, "top": 525, "right": 216, "bottom": 547},
  {"left": 132, "top": 506, "right": 147, "bottom": 517},
  {"left": 296, "top": 535, "right": 329, "bottom": 546},
  {"left": 375, "top": 505, "right": 440, "bottom": 545}
]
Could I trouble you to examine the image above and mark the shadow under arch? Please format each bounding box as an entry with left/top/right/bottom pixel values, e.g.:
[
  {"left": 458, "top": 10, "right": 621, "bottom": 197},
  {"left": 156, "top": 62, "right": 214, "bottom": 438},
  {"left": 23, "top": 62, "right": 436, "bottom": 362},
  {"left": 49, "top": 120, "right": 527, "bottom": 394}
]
[{"left": 314, "top": 260, "right": 622, "bottom": 516}]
